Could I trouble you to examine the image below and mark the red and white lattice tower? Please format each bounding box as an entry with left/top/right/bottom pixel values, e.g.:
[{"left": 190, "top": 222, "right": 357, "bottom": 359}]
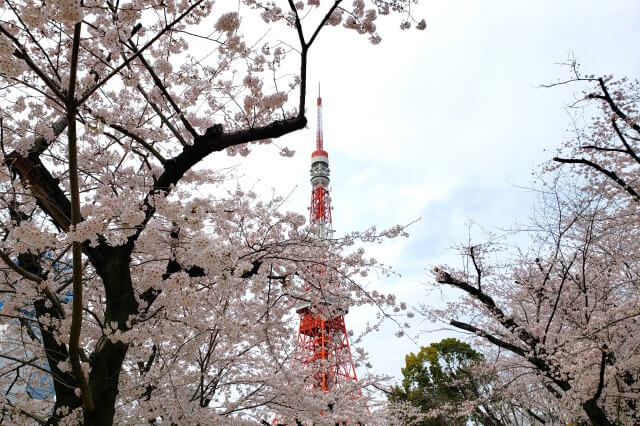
[{"left": 295, "top": 87, "right": 359, "bottom": 392}]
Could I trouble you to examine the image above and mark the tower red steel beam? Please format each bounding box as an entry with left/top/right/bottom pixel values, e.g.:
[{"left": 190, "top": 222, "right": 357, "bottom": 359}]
[{"left": 296, "top": 87, "right": 359, "bottom": 393}]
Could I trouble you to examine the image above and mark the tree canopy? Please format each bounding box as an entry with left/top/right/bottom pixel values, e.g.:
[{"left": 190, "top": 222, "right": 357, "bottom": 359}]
[
  {"left": 430, "top": 67, "right": 640, "bottom": 426},
  {"left": 0, "top": 1, "right": 423, "bottom": 424},
  {"left": 390, "top": 338, "right": 483, "bottom": 425}
]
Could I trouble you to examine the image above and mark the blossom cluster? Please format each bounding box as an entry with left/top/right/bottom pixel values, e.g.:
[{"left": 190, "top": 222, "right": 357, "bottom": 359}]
[{"left": 215, "top": 12, "right": 241, "bottom": 33}]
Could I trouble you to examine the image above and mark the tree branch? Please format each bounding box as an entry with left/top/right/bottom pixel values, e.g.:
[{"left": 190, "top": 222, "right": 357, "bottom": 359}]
[
  {"left": 0, "top": 250, "right": 66, "bottom": 318},
  {"left": 134, "top": 82, "right": 189, "bottom": 147},
  {"left": 593, "top": 346, "right": 607, "bottom": 402},
  {"left": 449, "top": 319, "right": 526, "bottom": 357},
  {"left": 580, "top": 145, "right": 627, "bottom": 154},
  {"left": 553, "top": 156, "right": 640, "bottom": 201},
  {"left": 287, "top": 0, "right": 307, "bottom": 47},
  {"left": 1, "top": 405, "right": 46, "bottom": 425},
  {"left": 307, "top": 1, "right": 343, "bottom": 48},
  {"left": 130, "top": 115, "right": 306, "bottom": 247},
  {"left": 66, "top": 21, "right": 94, "bottom": 414},
  {"left": 108, "top": 124, "right": 167, "bottom": 164},
  {"left": 436, "top": 270, "right": 541, "bottom": 349},
  {"left": 449, "top": 319, "right": 569, "bottom": 395},
  {"left": 0, "top": 26, "right": 66, "bottom": 101},
  {"left": 594, "top": 77, "right": 640, "bottom": 135},
  {"left": 469, "top": 245, "right": 482, "bottom": 292},
  {"left": 5, "top": 151, "right": 72, "bottom": 231},
  {"left": 437, "top": 269, "right": 571, "bottom": 392},
  {"left": 611, "top": 118, "right": 640, "bottom": 166},
  {"left": 77, "top": 0, "right": 206, "bottom": 106},
  {"left": 0, "top": 249, "right": 43, "bottom": 283},
  {"left": 125, "top": 41, "right": 199, "bottom": 139}
]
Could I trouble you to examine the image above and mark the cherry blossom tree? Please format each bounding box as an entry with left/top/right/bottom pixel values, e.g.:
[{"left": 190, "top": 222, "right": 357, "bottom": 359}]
[
  {"left": 428, "top": 69, "right": 640, "bottom": 426},
  {"left": 0, "top": 0, "right": 423, "bottom": 424}
]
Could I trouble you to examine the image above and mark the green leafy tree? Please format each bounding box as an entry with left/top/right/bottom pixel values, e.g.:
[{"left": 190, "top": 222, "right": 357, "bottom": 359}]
[
  {"left": 389, "top": 338, "right": 528, "bottom": 426},
  {"left": 390, "top": 338, "right": 481, "bottom": 425}
]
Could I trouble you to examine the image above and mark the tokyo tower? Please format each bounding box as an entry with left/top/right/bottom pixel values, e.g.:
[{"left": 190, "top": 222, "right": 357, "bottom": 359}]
[{"left": 295, "top": 87, "right": 359, "bottom": 394}]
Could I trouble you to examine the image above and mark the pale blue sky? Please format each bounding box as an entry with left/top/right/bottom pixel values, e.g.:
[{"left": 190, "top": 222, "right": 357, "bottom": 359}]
[{"left": 211, "top": 0, "right": 640, "bottom": 385}]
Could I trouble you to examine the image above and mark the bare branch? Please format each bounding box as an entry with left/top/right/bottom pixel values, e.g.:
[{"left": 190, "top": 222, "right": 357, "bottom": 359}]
[
  {"left": 307, "top": 1, "right": 343, "bottom": 48},
  {"left": 469, "top": 245, "right": 482, "bottom": 292}
]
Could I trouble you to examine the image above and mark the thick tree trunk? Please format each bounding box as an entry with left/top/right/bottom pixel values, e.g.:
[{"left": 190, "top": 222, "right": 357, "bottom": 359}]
[
  {"left": 83, "top": 244, "right": 138, "bottom": 426},
  {"left": 17, "top": 252, "right": 82, "bottom": 425},
  {"left": 84, "top": 339, "right": 130, "bottom": 425},
  {"left": 582, "top": 399, "right": 616, "bottom": 426},
  {"left": 35, "top": 295, "right": 83, "bottom": 426}
]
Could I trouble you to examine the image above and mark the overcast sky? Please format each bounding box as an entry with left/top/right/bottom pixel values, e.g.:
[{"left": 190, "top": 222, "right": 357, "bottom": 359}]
[{"left": 209, "top": 0, "right": 640, "bottom": 386}]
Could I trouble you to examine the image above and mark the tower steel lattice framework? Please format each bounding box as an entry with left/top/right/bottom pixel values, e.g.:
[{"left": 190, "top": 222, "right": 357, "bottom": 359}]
[{"left": 295, "top": 88, "right": 359, "bottom": 393}]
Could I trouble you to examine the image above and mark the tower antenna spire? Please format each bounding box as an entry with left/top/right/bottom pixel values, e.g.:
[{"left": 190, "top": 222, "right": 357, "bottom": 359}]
[{"left": 316, "top": 83, "right": 323, "bottom": 151}]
